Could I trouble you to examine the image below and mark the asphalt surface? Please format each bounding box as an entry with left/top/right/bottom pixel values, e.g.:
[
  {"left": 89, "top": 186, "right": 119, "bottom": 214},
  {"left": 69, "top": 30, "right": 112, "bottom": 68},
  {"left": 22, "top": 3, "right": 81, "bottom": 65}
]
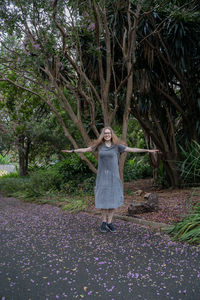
[{"left": 0, "top": 194, "right": 200, "bottom": 300}]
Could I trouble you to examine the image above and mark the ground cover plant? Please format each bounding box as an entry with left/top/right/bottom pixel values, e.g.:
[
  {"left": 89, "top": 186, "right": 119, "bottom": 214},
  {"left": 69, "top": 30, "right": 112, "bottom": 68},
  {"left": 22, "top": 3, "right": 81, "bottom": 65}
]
[
  {"left": 178, "top": 141, "right": 200, "bottom": 186},
  {"left": 167, "top": 188, "right": 200, "bottom": 245},
  {"left": 167, "top": 145, "right": 200, "bottom": 245}
]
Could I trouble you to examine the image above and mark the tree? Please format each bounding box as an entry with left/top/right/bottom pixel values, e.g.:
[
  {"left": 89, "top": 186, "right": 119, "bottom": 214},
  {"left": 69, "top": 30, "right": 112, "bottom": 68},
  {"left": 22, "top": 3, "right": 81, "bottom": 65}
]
[
  {"left": 130, "top": 1, "right": 200, "bottom": 186},
  {"left": 0, "top": 0, "right": 199, "bottom": 186},
  {"left": 0, "top": 79, "right": 68, "bottom": 175},
  {"left": 0, "top": 0, "right": 155, "bottom": 178}
]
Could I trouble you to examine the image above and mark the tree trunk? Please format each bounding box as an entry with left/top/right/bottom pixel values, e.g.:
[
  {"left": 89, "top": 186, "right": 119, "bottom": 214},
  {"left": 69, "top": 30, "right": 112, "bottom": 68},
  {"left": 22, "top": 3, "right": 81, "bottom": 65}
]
[
  {"left": 18, "top": 135, "right": 29, "bottom": 176},
  {"left": 162, "top": 152, "right": 182, "bottom": 188}
]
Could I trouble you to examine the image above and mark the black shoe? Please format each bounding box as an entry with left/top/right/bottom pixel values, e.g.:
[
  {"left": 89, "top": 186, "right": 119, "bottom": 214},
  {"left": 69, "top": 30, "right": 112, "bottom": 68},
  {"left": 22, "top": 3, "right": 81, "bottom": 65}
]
[
  {"left": 100, "top": 222, "right": 107, "bottom": 233},
  {"left": 106, "top": 223, "right": 116, "bottom": 232}
]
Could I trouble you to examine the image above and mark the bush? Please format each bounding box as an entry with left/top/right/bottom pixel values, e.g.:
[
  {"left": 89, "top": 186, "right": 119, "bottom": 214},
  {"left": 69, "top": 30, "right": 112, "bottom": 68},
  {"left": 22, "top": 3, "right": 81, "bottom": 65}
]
[
  {"left": 56, "top": 153, "right": 96, "bottom": 182},
  {"left": 0, "top": 154, "right": 10, "bottom": 164},
  {"left": 25, "top": 156, "right": 96, "bottom": 196},
  {"left": 0, "top": 154, "right": 97, "bottom": 198},
  {"left": 168, "top": 201, "right": 200, "bottom": 245},
  {"left": 0, "top": 177, "right": 30, "bottom": 197},
  {"left": 178, "top": 141, "right": 200, "bottom": 185},
  {"left": 0, "top": 152, "right": 153, "bottom": 198},
  {"left": 30, "top": 168, "right": 63, "bottom": 191},
  {"left": 124, "top": 155, "right": 153, "bottom": 182}
]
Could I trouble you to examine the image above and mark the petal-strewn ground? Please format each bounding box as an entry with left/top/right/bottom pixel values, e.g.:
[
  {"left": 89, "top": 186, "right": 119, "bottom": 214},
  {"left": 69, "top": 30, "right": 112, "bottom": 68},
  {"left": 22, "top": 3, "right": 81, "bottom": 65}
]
[{"left": 0, "top": 194, "right": 199, "bottom": 300}]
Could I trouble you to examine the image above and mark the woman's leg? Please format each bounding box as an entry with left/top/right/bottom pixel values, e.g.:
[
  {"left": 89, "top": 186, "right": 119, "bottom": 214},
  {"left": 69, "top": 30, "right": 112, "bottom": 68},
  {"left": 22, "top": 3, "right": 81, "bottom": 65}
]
[
  {"left": 101, "top": 209, "right": 108, "bottom": 222},
  {"left": 100, "top": 209, "right": 108, "bottom": 232},
  {"left": 107, "top": 209, "right": 115, "bottom": 224},
  {"left": 106, "top": 209, "right": 116, "bottom": 232},
  {"left": 100, "top": 209, "right": 115, "bottom": 232}
]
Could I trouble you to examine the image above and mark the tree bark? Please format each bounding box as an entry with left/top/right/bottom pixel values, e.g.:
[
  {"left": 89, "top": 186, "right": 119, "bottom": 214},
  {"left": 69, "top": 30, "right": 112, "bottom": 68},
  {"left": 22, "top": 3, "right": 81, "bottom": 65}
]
[{"left": 18, "top": 135, "right": 28, "bottom": 176}]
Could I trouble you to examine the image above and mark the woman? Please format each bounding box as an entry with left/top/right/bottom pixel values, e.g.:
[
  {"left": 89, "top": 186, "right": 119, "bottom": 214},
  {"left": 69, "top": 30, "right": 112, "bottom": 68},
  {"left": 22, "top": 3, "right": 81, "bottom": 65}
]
[{"left": 61, "top": 127, "right": 159, "bottom": 233}]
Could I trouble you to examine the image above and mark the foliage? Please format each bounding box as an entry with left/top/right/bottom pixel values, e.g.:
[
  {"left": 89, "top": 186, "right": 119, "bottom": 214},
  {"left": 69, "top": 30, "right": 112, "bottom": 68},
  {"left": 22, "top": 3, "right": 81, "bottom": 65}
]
[
  {"left": 0, "top": 172, "right": 93, "bottom": 211},
  {"left": 126, "top": 118, "right": 146, "bottom": 149},
  {"left": 0, "top": 0, "right": 200, "bottom": 187},
  {"left": 0, "top": 153, "right": 97, "bottom": 198},
  {"left": 154, "top": 161, "right": 170, "bottom": 188},
  {"left": 124, "top": 155, "right": 152, "bottom": 182},
  {"left": 0, "top": 176, "right": 30, "bottom": 196},
  {"left": 0, "top": 154, "right": 10, "bottom": 164},
  {"left": 168, "top": 201, "right": 200, "bottom": 245},
  {"left": 178, "top": 141, "right": 200, "bottom": 185},
  {"left": 0, "top": 155, "right": 96, "bottom": 212},
  {"left": 0, "top": 79, "right": 70, "bottom": 173},
  {"left": 62, "top": 196, "right": 92, "bottom": 213},
  {"left": 131, "top": 0, "right": 200, "bottom": 187}
]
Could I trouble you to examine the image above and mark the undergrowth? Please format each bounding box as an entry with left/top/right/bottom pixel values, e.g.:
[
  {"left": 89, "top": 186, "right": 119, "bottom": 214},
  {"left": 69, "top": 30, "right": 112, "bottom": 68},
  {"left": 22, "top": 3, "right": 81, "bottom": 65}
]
[{"left": 168, "top": 189, "right": 200, "bottom": 245}]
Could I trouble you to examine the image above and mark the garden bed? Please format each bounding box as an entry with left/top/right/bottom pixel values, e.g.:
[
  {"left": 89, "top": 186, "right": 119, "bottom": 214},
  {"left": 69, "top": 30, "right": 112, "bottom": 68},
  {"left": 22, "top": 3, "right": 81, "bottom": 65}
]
[{"left": 89, "top": 179, "right": 200, "bottom": 225}]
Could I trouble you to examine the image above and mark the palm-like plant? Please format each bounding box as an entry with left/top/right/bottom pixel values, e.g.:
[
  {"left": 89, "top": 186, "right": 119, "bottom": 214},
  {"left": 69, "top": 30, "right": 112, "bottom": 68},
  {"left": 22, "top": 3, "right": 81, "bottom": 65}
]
[
  {"left": 179, "top": 141, "right": 200, "bottom": 184},
  {"left": 168, "top": 201, "right": 200, "bottom": 244}
]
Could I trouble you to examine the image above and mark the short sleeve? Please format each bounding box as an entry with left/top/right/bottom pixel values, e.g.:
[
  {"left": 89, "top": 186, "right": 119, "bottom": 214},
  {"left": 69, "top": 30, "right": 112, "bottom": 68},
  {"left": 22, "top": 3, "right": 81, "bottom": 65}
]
[{"left": 117, "top": 144, "right": 126, "bottom": 153}]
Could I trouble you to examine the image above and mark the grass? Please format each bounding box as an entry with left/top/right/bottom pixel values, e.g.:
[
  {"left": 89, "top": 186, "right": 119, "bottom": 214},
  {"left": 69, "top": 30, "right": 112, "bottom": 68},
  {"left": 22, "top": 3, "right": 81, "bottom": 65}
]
[
  {"left": 168, "top": 190, "right": 200, "bottom": 245},
  {"left": 61, "top": 196, "right": 93, "bottom": 213}
]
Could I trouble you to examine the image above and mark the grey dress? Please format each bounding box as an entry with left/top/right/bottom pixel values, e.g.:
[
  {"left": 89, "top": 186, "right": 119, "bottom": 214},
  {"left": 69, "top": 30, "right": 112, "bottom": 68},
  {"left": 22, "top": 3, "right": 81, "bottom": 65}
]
[{"left": 95, "top": 143, "right": 126, "bottom": 209}]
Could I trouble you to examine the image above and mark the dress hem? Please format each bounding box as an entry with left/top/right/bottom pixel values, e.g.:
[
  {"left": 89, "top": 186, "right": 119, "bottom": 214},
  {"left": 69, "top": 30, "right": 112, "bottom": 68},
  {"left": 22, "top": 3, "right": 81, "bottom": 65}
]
[{"left": 95, "top": 204, "right": 123, "bottom": 209}]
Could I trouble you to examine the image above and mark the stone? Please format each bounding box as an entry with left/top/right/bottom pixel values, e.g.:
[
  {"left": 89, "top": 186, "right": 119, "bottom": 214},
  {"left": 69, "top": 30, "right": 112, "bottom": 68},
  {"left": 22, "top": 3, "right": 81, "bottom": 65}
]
[
  {"left": 135, "top": 189, "right": 143, "bottom": 196},
  {"left": 127, "top": 193, "right": 159, "bottom": 215},
  {"left": 144, "top": 192, "right": 151, "bottom": 199},
  {"left": 146, "top": 193, "right": 159, "bottom": 212},
  {"left": 128, "top": 202, "right": 149, "bottom": 215}
]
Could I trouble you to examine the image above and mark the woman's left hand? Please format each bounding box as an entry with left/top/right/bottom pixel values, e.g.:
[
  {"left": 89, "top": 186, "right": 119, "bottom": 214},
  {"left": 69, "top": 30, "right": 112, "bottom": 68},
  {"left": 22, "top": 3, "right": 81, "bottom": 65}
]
[{"left": 148, "top": 149, "right": 160, "bottom": 153}]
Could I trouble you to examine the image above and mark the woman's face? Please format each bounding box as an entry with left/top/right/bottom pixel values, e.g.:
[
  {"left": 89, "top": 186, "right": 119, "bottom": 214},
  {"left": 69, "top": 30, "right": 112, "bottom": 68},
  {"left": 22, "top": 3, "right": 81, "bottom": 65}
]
[{"left": 103, "top": 129, "right": 112, "bottom": 142}]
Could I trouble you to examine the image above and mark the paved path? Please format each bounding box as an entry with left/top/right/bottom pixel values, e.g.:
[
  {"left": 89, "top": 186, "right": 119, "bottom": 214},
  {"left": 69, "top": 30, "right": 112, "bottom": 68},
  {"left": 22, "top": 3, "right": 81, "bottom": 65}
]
[
  {"left": 0, "top": 165, "right": 16, "bottom": 174},
  {"left": 0, "top": 194, "right": 200, "bottom": 300}
]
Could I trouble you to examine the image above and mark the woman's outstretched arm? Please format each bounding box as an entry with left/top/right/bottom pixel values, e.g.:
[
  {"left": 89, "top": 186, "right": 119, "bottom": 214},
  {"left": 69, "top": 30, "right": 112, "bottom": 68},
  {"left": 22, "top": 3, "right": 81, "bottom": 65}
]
[
  {"left": 124, "top": 147, "right": 159, "bottom": 153},
  {"left": 61, "top": 146, "right": 93, "bottom": 153}
]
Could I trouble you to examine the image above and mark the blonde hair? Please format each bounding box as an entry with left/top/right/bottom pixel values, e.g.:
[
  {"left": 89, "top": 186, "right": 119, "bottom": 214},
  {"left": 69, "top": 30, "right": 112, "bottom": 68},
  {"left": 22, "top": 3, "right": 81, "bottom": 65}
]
[{"left": 91, "top": 127, "right": 126, "bottom": 150}]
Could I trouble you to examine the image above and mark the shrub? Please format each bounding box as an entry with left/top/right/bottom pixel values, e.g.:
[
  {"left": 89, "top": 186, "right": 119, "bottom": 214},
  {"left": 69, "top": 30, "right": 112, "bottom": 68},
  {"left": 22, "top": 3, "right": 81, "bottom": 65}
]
[
  {"left": 29, "top": 168, "right": 63, "bottom": 192},
  {"left": 0, "top": 154, "right": 10, "bottom": 164},
  {"left": 63, "top": 176, "right": 96, "bottom": 195},
  {"left": 0, "top": 154, "right": 97, "bottom": 198},
  {"left": 178, "top": 141, "right": 200, "bottom": 185},
  {"left": 57, "top": 153, "right": 96, "bottom": 180},
  {"left": 124, "top": 155, "right": 152, "bottom": 182},
  {"left": 168, "top": 202, "right": 200, "bottom": 245},
  {"left": 0, "top": 177, "right": 30, "bottom": 196}
]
